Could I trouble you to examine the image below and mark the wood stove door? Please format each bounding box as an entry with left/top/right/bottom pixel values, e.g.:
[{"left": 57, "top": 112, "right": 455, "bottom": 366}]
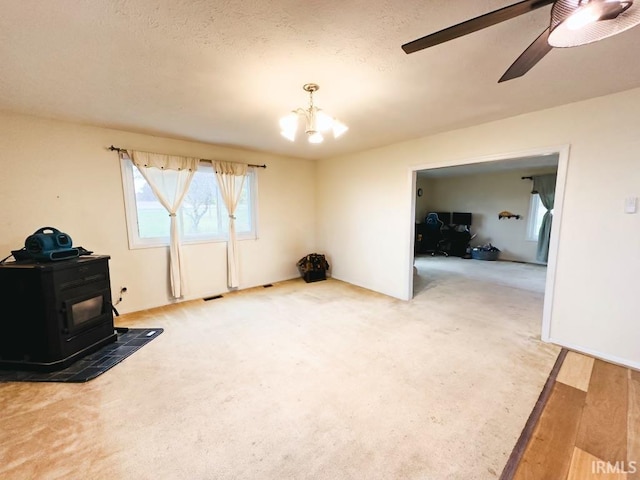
[{"left": 62, "top": 288, "right": 113, "bottom": 336}]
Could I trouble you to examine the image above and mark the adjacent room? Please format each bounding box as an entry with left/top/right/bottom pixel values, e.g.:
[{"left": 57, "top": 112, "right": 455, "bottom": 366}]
[
  {"left": 1, "top": 2, "right": 640, "bottom": 479},
  {"left": 413, "top": 154, "right": 560, "bottom": 303}
]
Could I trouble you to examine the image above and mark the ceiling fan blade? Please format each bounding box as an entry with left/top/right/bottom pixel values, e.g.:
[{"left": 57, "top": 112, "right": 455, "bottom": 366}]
[
  {"left": 498, "top": 28, "right": 553, "bottom": 82},
  {"left": 402, "top": 0, "right": 554, "bottom": 54}
]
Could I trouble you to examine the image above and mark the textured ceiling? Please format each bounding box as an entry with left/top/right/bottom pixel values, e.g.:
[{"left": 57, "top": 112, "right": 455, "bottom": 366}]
[{"left": 2, "top": 1, "right": 640, "bottom": 160}]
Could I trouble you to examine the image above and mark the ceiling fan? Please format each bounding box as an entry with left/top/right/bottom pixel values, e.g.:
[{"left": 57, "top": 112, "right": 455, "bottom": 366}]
[{"left": 402, "top": 0, "right": 640, "bottom": 82}]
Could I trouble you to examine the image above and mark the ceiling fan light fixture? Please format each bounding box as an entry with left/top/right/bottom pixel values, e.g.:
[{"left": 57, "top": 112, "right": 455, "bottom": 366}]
[
  {"left": 548, "top": 0, "right": 640, "bottom": 47},
  {"left": 565, "top": 3, "right": 602, "bottom": 29}
]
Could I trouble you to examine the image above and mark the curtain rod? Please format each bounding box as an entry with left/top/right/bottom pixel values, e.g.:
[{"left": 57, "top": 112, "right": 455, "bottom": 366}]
[
  {"left": 521, "top": 176, "right": 533, "bottom": 180},
  {"left": 108, "top": 145, "right": 267, "bottom": 169}
]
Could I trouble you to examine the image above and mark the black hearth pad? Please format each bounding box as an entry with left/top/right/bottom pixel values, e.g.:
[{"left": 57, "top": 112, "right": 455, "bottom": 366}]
[{"left": 0, "top": 328, "right": 163, "bottom": 383}]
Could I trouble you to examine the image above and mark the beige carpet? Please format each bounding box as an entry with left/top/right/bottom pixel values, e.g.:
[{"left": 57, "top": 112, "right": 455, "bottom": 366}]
[{"left": 0, "top": 257, "right": 560, "bottom": 479}]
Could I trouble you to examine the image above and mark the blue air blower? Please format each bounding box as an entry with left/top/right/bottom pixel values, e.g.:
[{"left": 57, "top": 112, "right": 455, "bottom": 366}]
[{"left": 24, "top": 227, "right": 79, "bottom": 261}]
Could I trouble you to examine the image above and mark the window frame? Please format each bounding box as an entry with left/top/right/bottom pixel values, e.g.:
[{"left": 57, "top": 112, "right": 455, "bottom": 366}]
[{"left": 120, "top": 158, "right": 257, "bottom": 250}]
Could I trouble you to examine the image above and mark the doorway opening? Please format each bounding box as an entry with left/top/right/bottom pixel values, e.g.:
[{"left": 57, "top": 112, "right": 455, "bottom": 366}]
[{"left": 408, "top": 145, "right": 569, "bottom": 342}]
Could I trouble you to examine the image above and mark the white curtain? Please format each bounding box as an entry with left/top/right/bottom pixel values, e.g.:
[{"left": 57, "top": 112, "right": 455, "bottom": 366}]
[
  {"left": 532, "top": 173, "right": 557, "bottom": 264},
  {"left": 213, "top": 160, "right": 248, "bottom": 289},
  {"left": 125, "top": 150, "right": 199, "bottom": 299}
]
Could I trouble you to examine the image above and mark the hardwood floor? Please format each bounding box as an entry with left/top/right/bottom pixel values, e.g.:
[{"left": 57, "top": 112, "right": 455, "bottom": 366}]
[{"left": 502, "top": 350, "right": 640, "bottom": 479}]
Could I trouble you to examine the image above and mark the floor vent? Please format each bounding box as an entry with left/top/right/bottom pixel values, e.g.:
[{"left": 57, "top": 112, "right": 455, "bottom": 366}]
[
  {"left": 263, "top": 284, "right": 274, "bottom": 288},
  {"left": 203, "top": 294, "right": 223, "bottom": 301}
]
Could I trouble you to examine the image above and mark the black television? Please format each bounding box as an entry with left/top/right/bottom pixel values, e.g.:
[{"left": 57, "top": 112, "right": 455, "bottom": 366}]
[
  {"left": 452, "top": 212, "right": 472, "bottom": 226},
  {"left": 434, "top": 211, "right": 451, "bottom": 224}
]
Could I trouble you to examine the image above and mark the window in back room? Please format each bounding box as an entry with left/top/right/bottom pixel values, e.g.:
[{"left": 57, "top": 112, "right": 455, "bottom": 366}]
[{"left": 526, "top": 193, "right": 551, "bottom": 241}]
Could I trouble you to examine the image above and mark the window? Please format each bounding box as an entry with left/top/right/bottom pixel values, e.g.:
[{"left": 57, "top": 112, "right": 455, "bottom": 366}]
[
  {"left": 121, "top": 159, "right": 257, "bottom": 248},
  {"left": 527, "top": 194, "right": 548, "bottom": 241}
]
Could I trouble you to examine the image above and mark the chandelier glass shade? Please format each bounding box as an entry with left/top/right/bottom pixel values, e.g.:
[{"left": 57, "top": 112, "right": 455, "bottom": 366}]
[
  {"left": 280, "top": 84, "right": 348, "bottom": 144},
  {"left": 548, "top": 0, "right": 640, "bottom": 47}
]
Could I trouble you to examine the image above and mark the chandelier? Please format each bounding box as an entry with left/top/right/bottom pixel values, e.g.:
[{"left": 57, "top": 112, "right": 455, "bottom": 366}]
[{"left": 279, "top": 84, "right": 348, "bottom": 144}]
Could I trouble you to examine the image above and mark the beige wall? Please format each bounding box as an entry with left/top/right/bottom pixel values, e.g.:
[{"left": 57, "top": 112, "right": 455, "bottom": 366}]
[
  {"left": 317, "top": 87, "right": 640, "bottom": 369},
  {"left": 417, "top": 167, "right": 557, "bottom": 263},
  {"left": 414, "top": 177, "right": 434, "bottom": 223},
  {"left": 0, "top": 112, "right": 316, "bottom": 314}
]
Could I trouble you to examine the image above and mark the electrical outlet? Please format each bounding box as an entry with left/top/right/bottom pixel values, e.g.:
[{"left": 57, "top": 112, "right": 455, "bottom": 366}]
[{"left": 114, "top": 286, "right": 128, "bottom": 306}]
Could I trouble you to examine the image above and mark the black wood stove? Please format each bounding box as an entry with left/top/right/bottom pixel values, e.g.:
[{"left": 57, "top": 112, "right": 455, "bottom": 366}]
[{"left": 0, "top": 255, "right": 117, "bottom": 372}]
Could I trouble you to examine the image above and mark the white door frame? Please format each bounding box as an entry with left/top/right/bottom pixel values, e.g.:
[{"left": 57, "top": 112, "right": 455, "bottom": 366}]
[{"left": 407, "top": 144, "right": 570, "bottom": 342}]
